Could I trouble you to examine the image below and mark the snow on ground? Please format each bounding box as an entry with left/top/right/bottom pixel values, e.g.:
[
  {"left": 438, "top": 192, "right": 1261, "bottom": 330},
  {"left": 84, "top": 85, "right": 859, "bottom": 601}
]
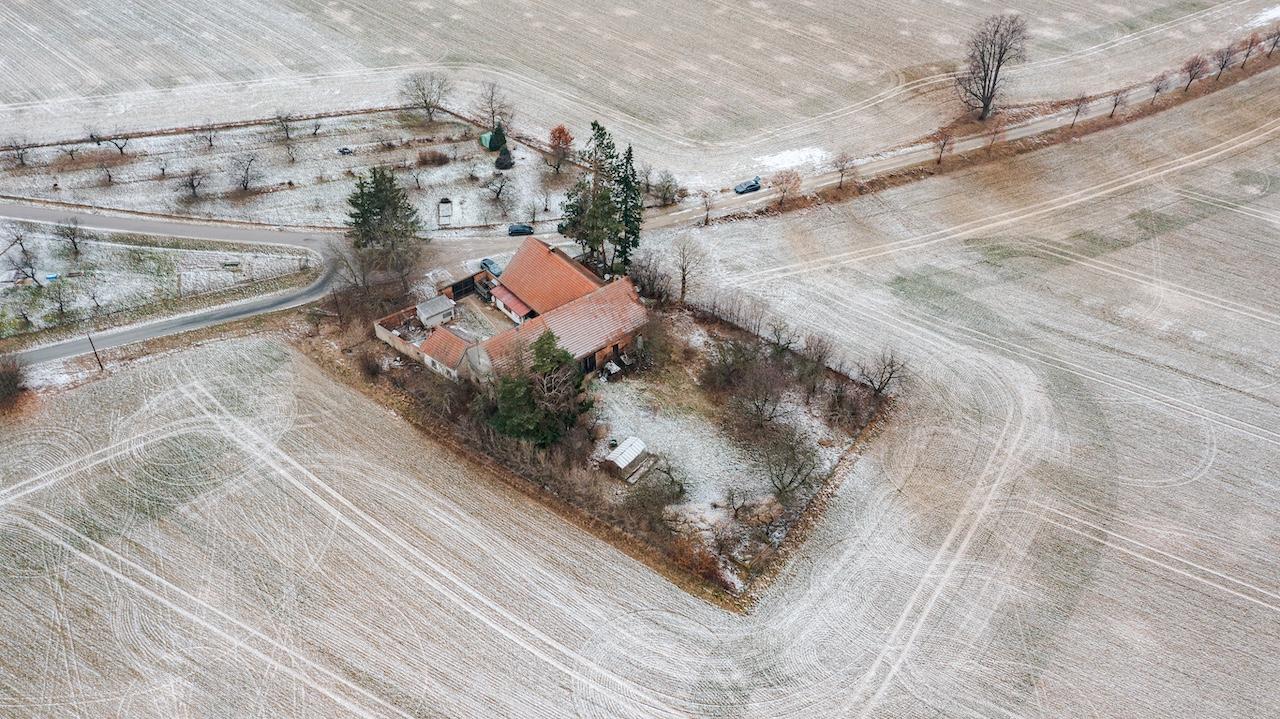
[
  {"left": 0, "top": 227, "right": 305, "bottom": 335},
  {"left": 1, "top": 19, "right": 1279, "bottom": 719},
  {"left": 1248, "top": 5, "right": 1280, "bottom": 26},
  {"left": 0, "top": 1, "right": 1270, "bottom": 188},
  {"left": 0, "top": 116, "right": 571, "bottom": 230}
]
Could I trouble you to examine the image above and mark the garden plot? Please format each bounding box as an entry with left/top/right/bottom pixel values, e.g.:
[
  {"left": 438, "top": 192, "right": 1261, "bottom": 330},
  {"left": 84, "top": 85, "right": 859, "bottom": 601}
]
[
  {"left": 0, "top": 115, "right": 570, "bottom": 229},
  {"left": 0, "top": 226, "right": 307, "bottom": 336},
  {"left": 0, "top": 1, "right": 1271, "bottom": 187}
]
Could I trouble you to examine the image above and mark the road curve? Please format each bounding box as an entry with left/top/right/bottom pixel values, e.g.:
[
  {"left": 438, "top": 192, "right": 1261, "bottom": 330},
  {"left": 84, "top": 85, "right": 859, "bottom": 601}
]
[
  {"left": 1, "top": 202, "right": 339, "bottom": 366},
  {"left": 15, "top": 263, "right": 337, "bottom": 366}
]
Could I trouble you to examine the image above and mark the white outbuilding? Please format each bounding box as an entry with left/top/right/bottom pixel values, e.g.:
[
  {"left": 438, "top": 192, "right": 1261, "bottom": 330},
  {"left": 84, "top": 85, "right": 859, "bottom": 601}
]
[
  {"left": 415, "top": 295, "right": 456, "bottom": 328},
  {"left": 602, "top": 437, "right": 648, "bottom": 481}
]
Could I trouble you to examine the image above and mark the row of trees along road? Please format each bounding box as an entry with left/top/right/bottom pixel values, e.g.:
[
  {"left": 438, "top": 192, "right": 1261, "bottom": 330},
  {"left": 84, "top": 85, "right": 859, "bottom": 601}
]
[{"left": 558, "top": 122, "right": 644, "bottom": 274}]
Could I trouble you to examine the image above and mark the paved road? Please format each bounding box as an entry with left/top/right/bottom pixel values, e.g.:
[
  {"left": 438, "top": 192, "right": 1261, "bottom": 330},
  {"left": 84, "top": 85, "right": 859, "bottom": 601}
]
[
  {"left": 0, "top": 79, "right": 1169, "bottom": 366},
  {"left": 0, "top": 199, "right": 335, "bottom": 249},
  {"left": 15, "top": 262, "right": 338, "bottom": 366},
  {"left": 653, "top": 82, "right": 1164, "bottom": 227}
]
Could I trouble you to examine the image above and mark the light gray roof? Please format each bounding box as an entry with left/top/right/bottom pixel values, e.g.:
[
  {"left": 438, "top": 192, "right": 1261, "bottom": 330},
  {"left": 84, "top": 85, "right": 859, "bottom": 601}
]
[{"left": 416, "top": 295, "right": 455, "bottom": 318}]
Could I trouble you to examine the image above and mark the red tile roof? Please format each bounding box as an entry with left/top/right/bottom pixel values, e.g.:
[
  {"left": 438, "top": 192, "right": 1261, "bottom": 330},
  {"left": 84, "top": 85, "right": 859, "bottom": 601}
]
[
  {"left": 419, "top": 326, "right": 472, "bottom": 370},
  {"left": 490, "top": 284, "right": 532, "bottom": 318},
  {"left": 479, "top": 279, "right": 647, "bottom": 375},
  {"left": 498, "top": 238, "right": 602, "bottom": 315}
]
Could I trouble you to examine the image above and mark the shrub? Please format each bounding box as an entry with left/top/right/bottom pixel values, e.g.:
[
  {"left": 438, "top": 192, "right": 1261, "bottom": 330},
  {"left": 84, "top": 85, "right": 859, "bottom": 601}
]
[
  {"left": 0, "top": 355, "right": 25, "bottom": 409},
  {"left": 359, "top": 352, "right": 383, "bottom": 379},
  {"left": 495, "top": 146, "right": 515, "bottom": 170},
  {"left": 699, "top": 338, "right": 761, "bottom": 391},
  {"left": 416, "top": 149, "right": 450, "bottom": 167}
]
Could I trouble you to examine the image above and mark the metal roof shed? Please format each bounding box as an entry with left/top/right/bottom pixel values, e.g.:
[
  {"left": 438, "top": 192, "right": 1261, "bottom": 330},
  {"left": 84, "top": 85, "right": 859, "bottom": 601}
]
[
  {"left": 416, "top": 295, "right": 456, "bottom": 327},
  {"left": 603, "top": 437, "right": 647, "bottom": 480}
]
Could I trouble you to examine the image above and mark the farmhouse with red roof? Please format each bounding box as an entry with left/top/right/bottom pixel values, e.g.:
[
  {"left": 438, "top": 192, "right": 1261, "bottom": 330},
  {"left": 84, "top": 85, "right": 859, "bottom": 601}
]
[{"left": 375, "top": 237, "right": 649, "bottom": 381}]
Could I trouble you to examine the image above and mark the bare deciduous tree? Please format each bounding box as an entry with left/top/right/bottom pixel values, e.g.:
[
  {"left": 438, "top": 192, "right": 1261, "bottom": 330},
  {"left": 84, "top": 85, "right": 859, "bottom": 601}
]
[
  {"left": 474, "top": 82, "right": 514, "bottom": 130},
  {"left": 1069, "top": 93, "right": 1090, "bottom": 128},
  {"left": 45, "top": 279, "right": 73, "bottom": 324},
  {"left": 1211, "top": 45, "right": 1235, "bottom": 80},
  {"left": 1268, "top": 25, "right": 1280, "bottom": 58},
  {"left": 955, "top": 14, "right": 1028, "bottom": 120},
  {"left": 1108, "top": 89, "right": 1127, "bottom": 118},
  {"left": 1180, "top": 56, "right": 1207, "bottom": 91},
  {"left": 183, "top": 167, "right": 206, "bottom": 198},
  {"left": 859, "top": 349, "right": 908, "bottom": 397},
  {"left": 672, "top": 235, "right": 705, "bottom": 305},
  {"left": 401, "top": 72, "right": 452, "bottom": 123},
  {"left": 770, "top": 169, "right": 802, "bottom": 208},
  {"left": 106, "top": 133, "right": 130, "bottom": 156},
  {"left": 735, "top": 360, "right": 788, "bottom": 426},
  {"left": 7, "top": 232, "right": 42, "bottom": 287},
  {"left": 831, "top": 150, "right": 855, "bottom": 189},
  {"left": 698, "top": 190, "right": 713, "bottom": 226},
  {"left": 229, "top": 155, "right": 261, "bottom": 192},
  {"left": 654, "top": 170, "right": 681, "bottom": 206},
  {"left": 53, "top": 219, "right": 86, "bottom": 259},
  {"left": 0, "top": 354, "right": 26, "bottom": 408},
  {"left": 933, "top": 128, "right": 955, "bottom": 164},
  {"left": 59, "top": 146, "right": 80, "bottom": 162},
  {"left": 1240, "top": 33, "right": 1262, "bottom": 68},
  {"left": 484, "top": 172, "right": 509, "bottom": 201},
  {"left": 272, "top": 112, "right": 295, "bottom": 143},
  {"left": 97, "top": 161, "right": 114, "bottom": 185},
  {"left": 761, "top": 427, "right": 820, "bottom": 500},
  {"left": 1150, "top": 71, "right": 1171, "bottom": 103},
  {"left": 197, "top": 122, "right": 218, "bottom": 150},
  {"left": 985, "top": 116, "right": 1006, "bottom": 153},
  {"left": 4, "top": 137, "right": 31, "bottom": 167}
]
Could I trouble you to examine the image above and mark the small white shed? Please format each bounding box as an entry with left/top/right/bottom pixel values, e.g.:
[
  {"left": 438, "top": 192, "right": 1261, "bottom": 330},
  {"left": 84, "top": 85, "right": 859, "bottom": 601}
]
[
  {"left": 416, "top": 295, "right": 456, "bottom": 328},
  {"left": 602, "top": 437, "right": 648, "bottom": 480}
]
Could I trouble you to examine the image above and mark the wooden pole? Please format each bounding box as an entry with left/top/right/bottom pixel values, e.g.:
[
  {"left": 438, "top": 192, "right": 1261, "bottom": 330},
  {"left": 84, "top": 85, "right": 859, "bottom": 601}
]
[{"left": 86, "top": 333, "right": 104, "bottom": 372}]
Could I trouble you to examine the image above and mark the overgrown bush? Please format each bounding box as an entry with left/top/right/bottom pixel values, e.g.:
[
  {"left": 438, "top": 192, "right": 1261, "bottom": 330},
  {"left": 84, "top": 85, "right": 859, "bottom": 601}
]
[
  {"left": 0, "top": 355, "right": 25, "bottom": 409},
  {"left": 359, "top": 352, "right": 383, "bottom": 379},
  {"left": 416, "top": 149, "right": 450, "bottom": 167},
  {"left": 699, "top": 338, "right": 761, "bottom": 391}
]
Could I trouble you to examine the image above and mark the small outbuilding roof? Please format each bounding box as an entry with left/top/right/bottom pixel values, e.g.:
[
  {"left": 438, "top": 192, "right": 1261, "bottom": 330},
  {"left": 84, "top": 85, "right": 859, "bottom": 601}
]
[
  {"left": 416, "top": 295, "right": 456, "bottom": 318},
  {"left": 419, "top": 326, "right": 472, "bottom": 370},
  {"left": 490, "top": 284, "right": 532, "bottom": 318},
  {"left": 604, "top": 437, "right": 647, "bottom": 471}
]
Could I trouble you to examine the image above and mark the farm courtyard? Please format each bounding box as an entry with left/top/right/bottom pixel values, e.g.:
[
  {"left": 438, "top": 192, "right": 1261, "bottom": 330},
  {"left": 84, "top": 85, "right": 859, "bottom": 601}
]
[{"left": 1, "top": 55, "right": 1278, "bottom": 718}]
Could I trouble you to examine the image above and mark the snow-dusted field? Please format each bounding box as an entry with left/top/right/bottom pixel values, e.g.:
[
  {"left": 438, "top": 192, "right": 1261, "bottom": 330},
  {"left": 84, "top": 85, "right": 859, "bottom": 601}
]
[
  {"left": 1, "top": 1, "right": 1274, "bottom": 186},
  {"left": 0, "top": 228, "right": 307, "bottom": 335},
  {"left": 1, "top": 65, "right": 1278, "bottom": 716}
]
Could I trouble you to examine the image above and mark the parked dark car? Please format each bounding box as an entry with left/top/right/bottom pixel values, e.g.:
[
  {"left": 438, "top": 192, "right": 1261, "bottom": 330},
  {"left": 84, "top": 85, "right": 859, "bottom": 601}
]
[
  {"left": 337, "top": 147, "right": 355, "bottom": 156},
  {"left": 481, "top": 258, "right": 502, "bottom": 277},
  {"left": 507, "top": 223, "right": 535, "bottom": 236},
  {"left": 734, "top": 176, "right": 762, "bottom": 194}
]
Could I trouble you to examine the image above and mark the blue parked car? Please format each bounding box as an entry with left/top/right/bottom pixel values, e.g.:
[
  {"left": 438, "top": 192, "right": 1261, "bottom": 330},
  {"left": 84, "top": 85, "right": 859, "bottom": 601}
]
[
  {"left": 507, "top": 223, "right": 535, "bottom": 236},
  {"left": 481, "top": 258, "right": 502, "bottom": 276},
  {"left": 734, "top": 176, "right": 762, "bottom": 194}
]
